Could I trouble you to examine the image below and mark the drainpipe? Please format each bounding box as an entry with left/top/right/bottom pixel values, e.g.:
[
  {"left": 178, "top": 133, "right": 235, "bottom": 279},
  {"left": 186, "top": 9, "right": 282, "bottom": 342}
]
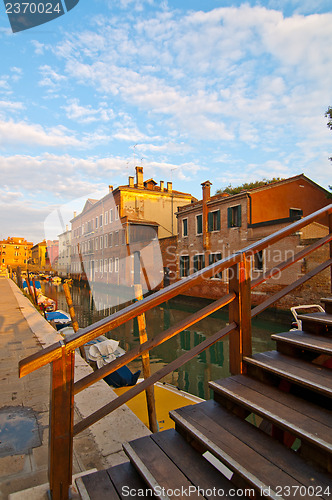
[{"left": 201, "top": 181, "right": 212, "bottom": 263}]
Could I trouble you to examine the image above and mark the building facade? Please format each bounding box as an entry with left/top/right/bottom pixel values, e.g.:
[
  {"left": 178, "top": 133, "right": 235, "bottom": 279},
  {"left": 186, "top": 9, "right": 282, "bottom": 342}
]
[
  {"left": 0, "top": 237, "right": 33, "bottom": 271},
  {"left": 173, "top": 175, "right": 331, "bottom": 303},
  {"left": 70, "top": 167, "right": 196, "bottom": 309},
  {"left": 57, "top": 228, "right": 71, "bottom": 277}
]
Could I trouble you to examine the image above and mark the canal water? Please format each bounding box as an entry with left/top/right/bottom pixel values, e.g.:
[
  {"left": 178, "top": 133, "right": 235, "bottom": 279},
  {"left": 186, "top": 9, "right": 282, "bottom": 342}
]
[{"left": 41, "top": 282, "right": 292, "bottom": 400}]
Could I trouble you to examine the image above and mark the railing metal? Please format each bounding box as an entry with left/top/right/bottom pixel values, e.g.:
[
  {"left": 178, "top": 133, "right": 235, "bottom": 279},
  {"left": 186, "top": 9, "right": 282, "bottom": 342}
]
[{"left": 19, "top": 204, "right": 332, "bottom": 500}]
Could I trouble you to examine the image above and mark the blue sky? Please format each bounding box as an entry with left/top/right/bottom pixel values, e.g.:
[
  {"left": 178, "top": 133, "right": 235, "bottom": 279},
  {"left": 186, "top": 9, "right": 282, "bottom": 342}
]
[{"left": 0, "top": 0, "right": 332, "bottom": 242}]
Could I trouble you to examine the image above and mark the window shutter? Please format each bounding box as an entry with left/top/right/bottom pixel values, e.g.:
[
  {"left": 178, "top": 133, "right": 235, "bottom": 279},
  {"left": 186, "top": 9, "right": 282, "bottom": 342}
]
[
  {"left": 193, "top": 255, "right": 197, "bottom": 273},
  {"left": 217, "top": 210, "right": 221, "bottom": 230},
  {"left": 197, "top": 215, "right": 202, "bottom": 234},
  {"left": 227, "top": 207, "right": 232, "bottom": 227},
  {"left": 208, "top": 212, "right": 213, "bottom": 232},
  {"left": 237, "top": 205, "right": 242, "bottom": 227}
]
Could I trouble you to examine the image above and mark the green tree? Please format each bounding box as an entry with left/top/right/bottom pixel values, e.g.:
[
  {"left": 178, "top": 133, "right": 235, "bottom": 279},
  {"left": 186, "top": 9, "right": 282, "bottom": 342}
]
[{"left": 216, "top": 178, "right": 284, "bottom": 195}]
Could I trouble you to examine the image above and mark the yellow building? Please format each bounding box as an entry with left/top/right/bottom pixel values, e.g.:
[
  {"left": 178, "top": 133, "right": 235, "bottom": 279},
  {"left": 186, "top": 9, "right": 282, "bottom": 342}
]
[
  {"left": 31, "top": 240, "right": 48, "bottom": 269},
  {"left": 70, "top": 167, "right": 196, "bottom": 304},
  {"left": 0, "top": 237, "right": 33, "bottom": 271}
]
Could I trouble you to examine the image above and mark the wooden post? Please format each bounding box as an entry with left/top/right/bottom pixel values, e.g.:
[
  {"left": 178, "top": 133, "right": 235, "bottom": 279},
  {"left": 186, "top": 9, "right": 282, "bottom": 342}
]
[
  {"left": 329, "top": 213, "right": 332, "bottom": 294},
  {"left": 26, "top": 272, "right": 36, "bottom": 305},
  {"left": 49, "top": 347, "right": 75, "bottom": 500},
  {"left": 134, "top": 284, "right": 158, "bottom": 433},
  {"left": 16, "top": 266, "right": 22, "bottom": 289},
  {"left": 32, "top": 277, "right": 39, "bottom": 305},
  {"left": 228, "top": 254, "right": 252, "bottom": 375},
  {"left": 62, "top": 282, "right": 86, "bottom": 361}
]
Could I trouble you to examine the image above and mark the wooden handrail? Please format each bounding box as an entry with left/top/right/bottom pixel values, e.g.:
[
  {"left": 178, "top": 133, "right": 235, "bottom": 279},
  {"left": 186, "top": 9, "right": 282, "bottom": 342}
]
[
  {"left": 18, "top": 203, "right": 332, "bottom": 377},
  {"left": 74, "top": 292, "right": 236, "bottom": 394},
  {"left": 73, "top": 322, "right": 237, "bottom": 435},
  {"left": 251, "top": 259, "right": 332, "bottom": 318},
  {"left": 251, "top": 232, "right": 332, "bottom": 289},
  {"left": 17, "top": 204, "right": 332, "bottom": 500}
]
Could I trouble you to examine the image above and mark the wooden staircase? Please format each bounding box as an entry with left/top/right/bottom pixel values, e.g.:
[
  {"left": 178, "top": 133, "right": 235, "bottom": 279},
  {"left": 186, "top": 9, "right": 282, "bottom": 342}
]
[{"left": 77, "top": 299, "right": 332, "bottom": 499}]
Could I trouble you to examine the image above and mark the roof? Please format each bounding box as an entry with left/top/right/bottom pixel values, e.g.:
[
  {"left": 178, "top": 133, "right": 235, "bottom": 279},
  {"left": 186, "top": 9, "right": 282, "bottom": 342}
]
[
  {"left": 246, "top": 174, "right": 330, "bottom": 195},
  {"left": 177, "top": 174, "right": 330, "bottom": 215}
]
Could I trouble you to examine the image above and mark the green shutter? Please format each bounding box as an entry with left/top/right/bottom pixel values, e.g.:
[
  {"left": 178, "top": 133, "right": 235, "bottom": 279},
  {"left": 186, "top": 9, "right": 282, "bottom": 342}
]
[
  {"left": 197, "top": 214, "right": 202, "bottom": 234},
  {"left": 193, "top": 255, "right": 198, "bottom": 273},
  {"left": 208, "top": 212, "right": 213, "bottom": 232},
  {"left": 227, "top": 207, "right": 232, "bottom": 227},
  {"left": 237, "top": 205, "right": 242, "bottom": 227},
  {"left": 217, "top": 210, "right": 221, "bottom": 230}
]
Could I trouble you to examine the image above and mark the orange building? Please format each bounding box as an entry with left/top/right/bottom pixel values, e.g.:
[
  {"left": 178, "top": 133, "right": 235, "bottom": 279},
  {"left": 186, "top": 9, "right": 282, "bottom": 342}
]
[
  {"left": 170, "top": 174, "right": 331, "bottom": 304},
  {"left": 0, "top": 237, "right": 33, "bottom": 271}
]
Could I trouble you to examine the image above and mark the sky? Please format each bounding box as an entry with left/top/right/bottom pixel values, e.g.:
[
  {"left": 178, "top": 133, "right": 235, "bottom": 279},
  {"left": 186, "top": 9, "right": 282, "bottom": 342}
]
[{"left": 0, "top": 0, "right": 332, "bottom": 243}]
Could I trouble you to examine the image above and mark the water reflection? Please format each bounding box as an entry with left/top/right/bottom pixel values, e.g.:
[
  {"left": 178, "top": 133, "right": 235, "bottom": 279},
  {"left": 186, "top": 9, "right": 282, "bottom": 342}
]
[{"left": 41, "top": 282, "right": 290, "bottom": 399}]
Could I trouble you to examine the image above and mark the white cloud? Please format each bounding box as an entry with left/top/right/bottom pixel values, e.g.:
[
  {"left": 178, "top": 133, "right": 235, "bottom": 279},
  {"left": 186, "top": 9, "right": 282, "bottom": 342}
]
[
  {"left": 0, "top": 119, "right": 83, "bottom": 148},
  {"left": 64, "top": 99, "right": 114, "bottom": 124}
]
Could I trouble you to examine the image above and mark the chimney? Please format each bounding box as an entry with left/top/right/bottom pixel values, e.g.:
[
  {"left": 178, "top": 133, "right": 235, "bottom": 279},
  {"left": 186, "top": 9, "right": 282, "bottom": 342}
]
[
  {"left": 167, "top": 181, "right": 172, "bottom": 193},
  {"left": 66, "top": 224, "right": 68, "bottom": 231},
  {"left": 109, "top": 185, "right": 113, "bottom": 192},
  {"left": 160, "top": 180, "right": 164, "bottom": 191},
  {"left": 201, "top": 180, "right": 212, "bottom": 202},
  {"left": 136, "top": 166, "right": 143, "bottom": 188},
  {"left": 129, "top": 176, "right": 134, "bottom": 188},
  {"left": 73, "top": 211, "right": 77, "bottom": 218},
  {"left": 201, "top": 181, "right": 212, "bottom": 252}
]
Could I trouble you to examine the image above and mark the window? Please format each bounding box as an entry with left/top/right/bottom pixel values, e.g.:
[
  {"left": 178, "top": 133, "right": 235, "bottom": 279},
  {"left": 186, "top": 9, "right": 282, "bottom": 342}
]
[
  {"left": 109, "top": 258, "right": 113, "bottom": 273},
  {"left": 95, "top": 237, "right": 98, "bottom": 250},
  {"left": 193, "top": 254, "right": 205, "bottom": 272},
  {"left": 196, "top": 214, "right": 202, "bottom": 235},
  {"left": 227, "top": 205, "right": 241, "bottom": 228},
  {"left": 208, "top": 210, "right": 220, "bottom": 232},
  {"left": 95, "top": 217, "right": 98, "bottom": 229},
  {"left": 114, "top": 231, "right": 119, "bottom": 246},
  {"left": 99, "top": 214, "right": 103, "bottom": 227},
  {"left": 121, "top": 230, "right": 126, "bottom": 245},
  {"left": 104, "top": 211, "right": 108, "bottom": 225},
  {"left": 115, "top": 257, "right": 119, "bottom": 272},
  {"left": 104, "top": 259, "right": 108, "bottom": 273},
  {"left": 109, "top": 208, "right": 113, "bottom": 223},
  {"left": 180, "top": 255, "right": 190, "bottom": 278},
  {"left": 254, "top": 250, "right": 264, "bottom": 271},
  {"left": 182, "top": 218, "right": 188, "bottom": 237},
  {"left": 100, "top": 236, "right": 103, "bottom": 249},
  {"left": 104, "top": 234, "right": 108, "bottom": 247},
  {"left": 115, "top": 205, "right": 119, "bottom": 220},
  {"left": 109, "top": 233, "right": 113, "bottom": 247},
  {"left": 100, "top": 259, "right": 103, "bottom": 273},
  {"left": 289, "top": 208, "right": 303, "bottom": 219},
  {"left": 209, "top": 253, "right": 222, "bottom": 279}
]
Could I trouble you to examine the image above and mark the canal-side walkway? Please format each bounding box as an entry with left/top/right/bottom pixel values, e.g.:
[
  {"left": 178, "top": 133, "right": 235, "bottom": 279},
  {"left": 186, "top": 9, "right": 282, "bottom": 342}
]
[{"left": 0, "top": 277, "right": 150, "bottom": 499}]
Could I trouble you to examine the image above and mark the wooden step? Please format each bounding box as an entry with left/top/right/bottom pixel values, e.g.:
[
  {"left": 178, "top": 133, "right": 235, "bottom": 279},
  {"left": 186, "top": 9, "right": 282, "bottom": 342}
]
[
  {"left": 321, "top": 297, "right": 332, "bottom": 314},
  {"left": 170, "top": 400, "right": 332, "bottom": 499},
  {"left": 209, "top": 375, "right": 332, "bottom": 456},
  {"left": 271, "top": 330, "right": 332, "bottom": 356},
  {"left": 123, "top": 429, "right": 245, "bottom": 499},
  {"left": 296, "top": 312, "right": 332, "bottom": 335},
  {"left": 76, "top": 461, "right": 153, "bottom": 499},
  {"left": 243, "top": 351, "right": 332, "bottom": 399}
]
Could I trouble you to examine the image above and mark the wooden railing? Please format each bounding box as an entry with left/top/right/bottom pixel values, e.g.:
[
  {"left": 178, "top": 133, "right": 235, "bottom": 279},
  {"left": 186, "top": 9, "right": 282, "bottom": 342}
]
[{"left": 19, "top": 205, "right": 332, "bottom": 500}]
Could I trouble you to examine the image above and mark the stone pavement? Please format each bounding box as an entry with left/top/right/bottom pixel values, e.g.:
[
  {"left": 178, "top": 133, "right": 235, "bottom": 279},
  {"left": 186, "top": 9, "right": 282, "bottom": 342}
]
[{"left": 0, "top": 277, "right": 150, "bottom": 500}]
